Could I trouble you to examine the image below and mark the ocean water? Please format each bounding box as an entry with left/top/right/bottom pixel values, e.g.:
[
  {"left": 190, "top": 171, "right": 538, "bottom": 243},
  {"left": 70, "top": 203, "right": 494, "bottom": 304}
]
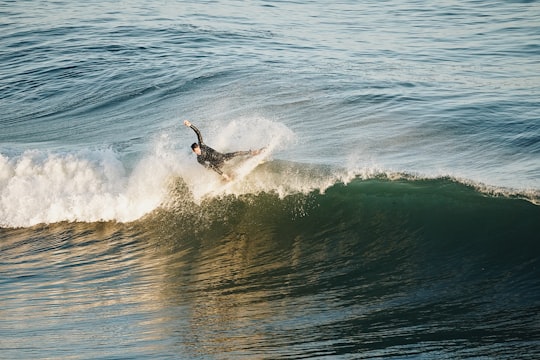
[{"left": 1, "top": 0, "right": 539, "bottom": 358}]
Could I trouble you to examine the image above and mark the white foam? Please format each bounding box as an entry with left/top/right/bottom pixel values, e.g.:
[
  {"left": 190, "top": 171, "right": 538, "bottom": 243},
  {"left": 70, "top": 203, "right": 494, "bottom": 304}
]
[{"left": 0, "top": 142, "right": 178, "bottom": 228}]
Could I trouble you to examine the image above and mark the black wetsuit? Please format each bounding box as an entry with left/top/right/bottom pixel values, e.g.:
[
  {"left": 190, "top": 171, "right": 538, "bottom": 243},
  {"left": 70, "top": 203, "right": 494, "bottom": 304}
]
[{"left": 189, "top": 124, "right": 250, "bottom": 175}]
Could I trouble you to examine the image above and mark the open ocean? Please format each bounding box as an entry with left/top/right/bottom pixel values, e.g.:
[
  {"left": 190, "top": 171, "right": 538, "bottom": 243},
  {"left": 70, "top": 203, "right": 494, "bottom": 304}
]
[{"left": 1, "top": 0, "right": 540, "bottom": 358}]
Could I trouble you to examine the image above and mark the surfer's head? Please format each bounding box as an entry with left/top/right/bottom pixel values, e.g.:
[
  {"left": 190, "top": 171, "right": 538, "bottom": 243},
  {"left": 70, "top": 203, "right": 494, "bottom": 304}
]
[{"left": 191, "top": 143, "right": 202, "bottom": 155}]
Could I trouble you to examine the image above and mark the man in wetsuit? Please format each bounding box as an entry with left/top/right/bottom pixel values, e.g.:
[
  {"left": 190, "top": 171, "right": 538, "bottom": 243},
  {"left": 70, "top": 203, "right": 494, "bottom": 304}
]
[{"left": 184, "top": 120, "right": 260, "bottom": 181}]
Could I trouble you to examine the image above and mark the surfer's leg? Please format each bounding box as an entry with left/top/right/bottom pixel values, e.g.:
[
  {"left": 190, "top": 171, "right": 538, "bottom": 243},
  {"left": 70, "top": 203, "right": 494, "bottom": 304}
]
[{"left": 224, "top": 151, "right": 250, "bottom": 160}]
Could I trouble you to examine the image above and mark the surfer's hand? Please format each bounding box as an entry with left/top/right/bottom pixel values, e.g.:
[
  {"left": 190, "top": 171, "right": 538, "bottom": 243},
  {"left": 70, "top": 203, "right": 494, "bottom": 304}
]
[
  {"left": 222, "top": 173, "right": 232, "bottom": 182},
  {"left": 250, "top": 148, "right": 265, "bottom": 156},
  {"left": 183, "top": 120, "right": 191, "bottom": 127}
]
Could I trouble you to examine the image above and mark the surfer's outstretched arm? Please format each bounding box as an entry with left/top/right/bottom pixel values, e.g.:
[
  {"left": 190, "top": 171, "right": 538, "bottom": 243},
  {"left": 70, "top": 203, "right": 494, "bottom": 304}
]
[
  {"left": 207, "top": 162, "right": 223, "bottom": 176},
  {"left": 223, "top": 150, "right": 251, "bottom": 160},
  {"left": 198, "top": 157, "right": 232, "bottom": 180},
  {"left": 184, "top": 120, "right": 204, "bottom": 145},
  {"left": 209, "top": 163, "right": 232, "bottom": 181}
]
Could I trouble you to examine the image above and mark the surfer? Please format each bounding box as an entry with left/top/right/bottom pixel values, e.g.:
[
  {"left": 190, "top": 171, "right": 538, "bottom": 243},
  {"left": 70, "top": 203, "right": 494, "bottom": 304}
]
[{"left": 184, "top": 120, "right": 262, "bottom": 181}]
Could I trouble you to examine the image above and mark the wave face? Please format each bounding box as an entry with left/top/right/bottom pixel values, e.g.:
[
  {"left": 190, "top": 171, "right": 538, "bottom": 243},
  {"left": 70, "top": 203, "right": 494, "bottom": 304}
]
[
  {"left": 2, "top": 175, "right": 538, "bottom": 359},
  {"left": 145, "top": 176, "right": 540, "bottom": 358}
]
